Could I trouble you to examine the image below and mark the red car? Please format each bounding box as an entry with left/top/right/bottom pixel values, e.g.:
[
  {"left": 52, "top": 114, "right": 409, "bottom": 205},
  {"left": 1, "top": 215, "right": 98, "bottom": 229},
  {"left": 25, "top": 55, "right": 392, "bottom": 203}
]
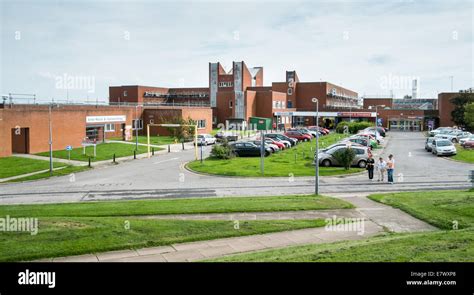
[
  {"left": 284, "top": 131, "right": 312, "bottom": 142},
  {"left": 264, "top": 138, "right": 286, "bottom": 150},
  {"left": 462, "top": 138, "right": 474, "bottom": 149}
]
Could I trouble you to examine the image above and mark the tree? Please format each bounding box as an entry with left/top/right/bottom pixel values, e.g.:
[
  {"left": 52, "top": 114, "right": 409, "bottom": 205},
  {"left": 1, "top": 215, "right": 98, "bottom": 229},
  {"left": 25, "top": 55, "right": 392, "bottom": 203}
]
[
  {"left": 332, "top": 148, "right": 356, "bottom": 170},
  {"left": 450, "top": 91, "right": 474, "bottom": 127},
  {"left": 464, "top": 103, "right": 474, "bottom": 131},
  {"left": 210, "top": 139, "right": 234, "bottom": 159},
  {"left": 159, "top": 115, "right": 196, "bottom": 142}
]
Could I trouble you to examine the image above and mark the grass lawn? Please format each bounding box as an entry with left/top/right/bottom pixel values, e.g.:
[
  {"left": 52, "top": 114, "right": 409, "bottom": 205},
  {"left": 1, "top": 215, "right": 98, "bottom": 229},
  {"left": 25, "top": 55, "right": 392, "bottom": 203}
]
[
  {"left": 211, "top": 229, "right": 474, "bottom": 262},
  {"left": 0, "top": 218, "right": 327, "bottom": 262},
  {"left": 187, "top": 133, "right": 364, "bottom": 177},
  {"left": 0, "top": 157, "right": 67, "bottom": 179},
  {"left": 452, "top": 145, "right": 474, "bottom": 163},
  {"left": 7, "top": 165, "right": 90, "bottom": 183},
  {"left": 36, "top": 143, "right": 153, "bottom": 162},
  {"left": 0, "top": 194, "right": 349, "bottom": 261},
  {"left": 211, "top": 189, "right": 474, "bottom": 262},
  {"left": 109, "top": 135, "right": 177, "bottom": 146},
  {"left": 0, "top": 195, "right": 353, "bottom": 218},
  {"left": 368, "top": 190, "right": 474, "bottom": 229}
]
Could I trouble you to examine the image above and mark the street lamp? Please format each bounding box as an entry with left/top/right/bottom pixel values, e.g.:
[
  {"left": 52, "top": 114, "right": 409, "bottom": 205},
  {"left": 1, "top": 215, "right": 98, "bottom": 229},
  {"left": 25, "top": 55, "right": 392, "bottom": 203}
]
[
  {"left": 48, "top": 103, "right": 59, "bottom": 176},
  {"left": 135, "top": 105, "right": 140, "bottom": 151},
  {"left": 312, "top": 97, "right": 319, "bottom": 195}
]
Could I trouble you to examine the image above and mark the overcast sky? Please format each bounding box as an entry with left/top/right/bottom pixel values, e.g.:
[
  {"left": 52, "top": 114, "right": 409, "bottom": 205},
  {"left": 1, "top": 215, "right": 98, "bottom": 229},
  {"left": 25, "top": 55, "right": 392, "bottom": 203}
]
[{"left": 1, "top": 0, "right": 473, "bottom": 103}]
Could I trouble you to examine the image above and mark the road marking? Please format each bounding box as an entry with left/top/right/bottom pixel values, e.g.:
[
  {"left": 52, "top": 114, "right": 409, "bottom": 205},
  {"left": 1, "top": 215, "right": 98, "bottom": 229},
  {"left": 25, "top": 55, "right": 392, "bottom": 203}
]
[{"left": 153, "top": 157, "right": 180, "bottom": 164}]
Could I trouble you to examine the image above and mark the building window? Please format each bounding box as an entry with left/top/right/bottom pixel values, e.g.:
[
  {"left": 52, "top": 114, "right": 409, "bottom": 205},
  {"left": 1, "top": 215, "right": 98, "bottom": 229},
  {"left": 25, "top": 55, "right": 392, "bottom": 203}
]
[
  {"left": 132, "top": 119, "right": 143, "bottom": 130},
  {"left": 123, "top": 90, "right": 128, "bottom": 97},
  {"left": 197, "top": 120, "right": 206, "bottom": 129},
  {"left": 229, "top": 100, "right": 233, "bottom": 108},
  {"left": 219, "top": 81, "right": 233, "bottom": 87},
  {"left": 287, "top": 88, "right": 293, "bottom": 95},
  {"left": 104, "top": 123, "right": 115, "bottom": 132}
]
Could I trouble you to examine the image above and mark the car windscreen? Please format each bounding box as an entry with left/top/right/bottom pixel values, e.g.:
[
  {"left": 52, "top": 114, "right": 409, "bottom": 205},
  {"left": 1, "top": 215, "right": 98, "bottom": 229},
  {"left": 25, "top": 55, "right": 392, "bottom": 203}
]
[{"left": 436, "top": 141, "right": 452, "bottom": 147}]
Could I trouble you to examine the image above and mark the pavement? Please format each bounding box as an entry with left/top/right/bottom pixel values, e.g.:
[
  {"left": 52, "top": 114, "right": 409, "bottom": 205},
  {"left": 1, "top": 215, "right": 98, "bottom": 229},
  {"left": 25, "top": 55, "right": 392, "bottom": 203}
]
[
  {"left": 1, "top": 132, "right": 472, "bottom": 205},
  {"left": 40, "top": 190, "right": 436, "bottom": 262}
]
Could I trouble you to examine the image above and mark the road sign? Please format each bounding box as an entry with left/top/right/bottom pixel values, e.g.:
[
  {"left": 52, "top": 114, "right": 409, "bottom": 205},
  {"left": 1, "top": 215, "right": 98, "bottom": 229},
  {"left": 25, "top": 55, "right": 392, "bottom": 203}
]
[{"left": 66, "top": 145, "right": 72, "bottom": 151}]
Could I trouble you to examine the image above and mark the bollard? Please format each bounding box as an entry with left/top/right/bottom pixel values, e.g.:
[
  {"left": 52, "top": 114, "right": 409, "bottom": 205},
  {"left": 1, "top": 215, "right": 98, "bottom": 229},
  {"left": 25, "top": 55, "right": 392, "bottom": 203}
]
[
  {"left": 152, "top": 148, "right": 155, "bottom": 156},
  {"left": 88, "top": 157, "right": 91, "bottom": 168},
  {"left": 134, "top": 150, "right": 136, "bottom": 159},
  {"left": 182, "top": 142, "right": 185, "bottom": 150},
  {"left": 168, "top": 145, "right": 170, "bottom": 153},
  {"left": 294, "top": 153, "right": 297, "bottom": 163},
  {"left": 113, "top": 153, "right": 116, "bottom": 163}
]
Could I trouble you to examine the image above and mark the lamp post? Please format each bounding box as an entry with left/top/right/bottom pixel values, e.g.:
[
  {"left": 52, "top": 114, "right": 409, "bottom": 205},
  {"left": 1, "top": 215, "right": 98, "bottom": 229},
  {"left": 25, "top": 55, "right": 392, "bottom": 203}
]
[
  {"left": 312, "top": 97, "right": 319, "bottom": 195},
  {"left": 48, "top": 103, "right": 58, "bottom": 176},
  {"left": 135, "top": 105, "right": 139, "bottom": 151}
]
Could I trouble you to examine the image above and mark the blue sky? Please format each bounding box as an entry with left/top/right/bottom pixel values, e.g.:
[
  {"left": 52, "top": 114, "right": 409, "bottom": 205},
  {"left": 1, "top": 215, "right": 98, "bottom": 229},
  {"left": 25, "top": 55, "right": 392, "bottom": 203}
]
[{"left": 1, "top": 0, "right": 472, "bottom": 102}]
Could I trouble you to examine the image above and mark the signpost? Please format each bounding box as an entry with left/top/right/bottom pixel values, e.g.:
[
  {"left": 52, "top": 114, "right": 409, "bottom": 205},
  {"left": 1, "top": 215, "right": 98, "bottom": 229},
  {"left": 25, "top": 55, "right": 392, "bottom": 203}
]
[
  {"left": 81, "top": 138, "right": 97, "bottom": 158},
  {"left": 66, "top": 145, "right": 72, "bottom": 161}
]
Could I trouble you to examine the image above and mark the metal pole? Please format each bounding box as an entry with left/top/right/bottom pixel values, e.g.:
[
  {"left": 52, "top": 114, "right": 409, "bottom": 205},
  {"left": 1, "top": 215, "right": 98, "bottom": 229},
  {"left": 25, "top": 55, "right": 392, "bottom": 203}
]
[
  {"left": 135, "top": 105, "right": 139, "bottom": 151},
  {"left": 314, "top": 98, "right": 319, "bottom": 195},
  {"left": 260, "top": 130, "right": 264, "bottom": 175},
  {"left": 48, "top": 105, "right": 53, "bottom": 176},
  {"left": 147, "top": 124, "right": 150, "bottom": 158},
  {"left": 194, "top": 125, "right": 198, "bottom": 160}
]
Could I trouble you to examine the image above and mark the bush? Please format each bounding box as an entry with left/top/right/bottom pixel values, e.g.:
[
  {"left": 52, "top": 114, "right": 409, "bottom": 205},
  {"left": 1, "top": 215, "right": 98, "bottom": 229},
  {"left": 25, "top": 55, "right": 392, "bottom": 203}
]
[
  {"left": 336, "top": 121, "right": 374, "bottom": 134},
  {"left": 332, "top": 148, "right": 356, "bottom": 170},
  {"left": 210, "top": 140, "right": 234, "bottom": 159}
]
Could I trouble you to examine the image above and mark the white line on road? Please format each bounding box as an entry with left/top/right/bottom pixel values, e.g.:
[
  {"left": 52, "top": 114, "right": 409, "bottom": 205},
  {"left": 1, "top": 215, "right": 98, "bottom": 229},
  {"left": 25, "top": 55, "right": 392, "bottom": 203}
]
[{"left": 153, "top": 157, "right": 180, "bottom": 164}]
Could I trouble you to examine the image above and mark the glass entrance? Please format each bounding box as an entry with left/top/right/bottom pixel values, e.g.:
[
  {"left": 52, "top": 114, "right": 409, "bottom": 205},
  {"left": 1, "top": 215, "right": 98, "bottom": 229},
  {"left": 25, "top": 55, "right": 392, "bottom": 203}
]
[{"left": 389, "top": 119, "right": 422, "bottom": 131}]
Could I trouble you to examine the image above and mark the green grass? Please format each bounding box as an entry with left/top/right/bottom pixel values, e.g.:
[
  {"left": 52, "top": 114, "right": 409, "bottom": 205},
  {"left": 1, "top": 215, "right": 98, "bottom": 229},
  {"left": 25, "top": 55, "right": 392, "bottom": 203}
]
[
  {"left": 210, "top": 189, "right": 474, "bottom": 262},
  {"left": 211, "top": 229, "right": 474, "bottom": 262},
  {"left": 109, "top": 135, "right": 177, "bottom": 146},
  {"left": 36, "top": 143, "right": 154, "bottom": 162},
  {"left": 452, "top": 145, "right": 474, "bottom": 163},
  {"left": 0, "top": 157, "right": 67, "bottom": 179},
  {"left": 0, "top": 218, "right": 327, "bottom": 262},
  {"left": 7, "top": 165, "right": 90, "bottom": 183},
  {"left": 368, "top": 190, "right": 474, "bottom": 230},
  {"left": 0, "top": 195, "right": 353, "bottom": 218},
  {"left": 187, "top": 133, "right": 364, "bottom": 177}
]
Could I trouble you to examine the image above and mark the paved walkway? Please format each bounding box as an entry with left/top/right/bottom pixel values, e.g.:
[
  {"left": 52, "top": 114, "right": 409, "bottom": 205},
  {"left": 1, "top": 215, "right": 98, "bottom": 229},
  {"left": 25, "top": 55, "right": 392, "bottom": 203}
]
[{"left": 43, "top": 221, "right": 383, "bottom": 262}]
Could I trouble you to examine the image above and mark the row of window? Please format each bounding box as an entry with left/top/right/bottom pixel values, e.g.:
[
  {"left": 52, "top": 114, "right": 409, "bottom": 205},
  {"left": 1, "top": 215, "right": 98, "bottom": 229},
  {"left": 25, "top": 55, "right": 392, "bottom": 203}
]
[
  {"left": 272, "top": 101, "right": 285, "bottom": 109},
  {"left": 104, "top": 119, "right": 206, "bottom": 133}
]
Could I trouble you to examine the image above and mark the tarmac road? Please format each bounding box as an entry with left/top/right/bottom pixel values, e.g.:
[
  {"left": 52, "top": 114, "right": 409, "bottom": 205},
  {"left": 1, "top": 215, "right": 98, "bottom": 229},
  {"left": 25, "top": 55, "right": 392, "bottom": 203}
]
[{"left": 0, "top": 132, "right": 472, "bottom": 205}]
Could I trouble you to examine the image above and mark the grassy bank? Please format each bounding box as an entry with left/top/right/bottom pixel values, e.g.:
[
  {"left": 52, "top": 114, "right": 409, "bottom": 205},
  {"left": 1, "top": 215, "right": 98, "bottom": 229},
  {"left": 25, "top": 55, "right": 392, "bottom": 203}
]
[{"left": 0, "top": 156, "right": 67, "bottom": 179}]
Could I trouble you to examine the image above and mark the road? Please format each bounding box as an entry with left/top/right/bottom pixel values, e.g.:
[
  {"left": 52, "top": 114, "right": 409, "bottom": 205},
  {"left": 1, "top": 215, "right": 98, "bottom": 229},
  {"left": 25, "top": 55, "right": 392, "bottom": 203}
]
[{"left": 0, "top": 132, "right": 472, "bottom": 205}]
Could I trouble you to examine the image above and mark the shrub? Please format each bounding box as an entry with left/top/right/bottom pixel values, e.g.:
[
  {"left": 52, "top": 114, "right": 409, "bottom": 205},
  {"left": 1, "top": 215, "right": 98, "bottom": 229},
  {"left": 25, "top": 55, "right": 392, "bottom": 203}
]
[
  {"left": 210, "top": 140, "right": 234, "bottom": 159},
  {"left": 332, "top": 147, "right": 356, "bottom": 170},
  {"left": 336, "top": 121, "right": 374, "bottom": 134}
]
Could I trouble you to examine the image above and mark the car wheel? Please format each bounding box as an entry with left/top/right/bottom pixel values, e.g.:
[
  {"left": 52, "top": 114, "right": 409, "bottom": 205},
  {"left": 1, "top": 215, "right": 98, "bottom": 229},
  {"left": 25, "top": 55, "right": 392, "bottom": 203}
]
[
  {"left": 265, "top": 151, "right": 271, "bottom": 157},
  {"left": 358, "top": 160, "right": 367, "bottom": 168},
  {"left": 322, "top": 159, "right": 331, "bottom": 167}
]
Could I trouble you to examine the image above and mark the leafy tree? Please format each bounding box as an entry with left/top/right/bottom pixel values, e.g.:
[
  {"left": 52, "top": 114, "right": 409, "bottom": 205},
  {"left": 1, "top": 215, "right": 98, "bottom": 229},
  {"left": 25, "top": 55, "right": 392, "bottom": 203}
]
[
  {"left": 159, "top": 115, "right": 196, "bottom": 142},
  {"left": 332, "top": 148, "right": 356, "bottom": 170},
  {"left": 450, "top": 92, "right": 474, "bottom": 127},
  {"left": 464, "top": 102, "right": 474, "bottom": 131}
]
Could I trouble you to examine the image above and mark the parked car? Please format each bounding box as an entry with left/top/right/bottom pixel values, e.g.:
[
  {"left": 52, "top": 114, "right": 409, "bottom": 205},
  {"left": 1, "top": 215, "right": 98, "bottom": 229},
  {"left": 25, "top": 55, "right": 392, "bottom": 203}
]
[
  {"left": 196, "top": 134, "right": 216, "bottom": 146},
  {"left": 215, "top": 131, "right": 239, "bottom": 142},
  {"left": 366, "top": 127, "right": 386, "bottom": 137},
  {"left": 264, "top": 138, "right": 286, "bottom": 150},
  {"left": 435, "top": 131, "right": 472, "bottom": 143},
  {"left": 290, "top": 127, "right": 318, "bottom": 138},
  {"left": 343, "top": 137, "right": 376, "bottom": 149},
  {"left": 308, "top": 126, "right": 330, "bottom": 135},
  {"left": 229, "top": 142, "right": 272, "bottom": 157},
  {"left": 432, "top": 139, "right": 457, "bottom": 156},
  {"left": 265, "top": 133, "right": 298, "bottom": 146},
  {"left": 425, "top": 137, "right": 435, "bottom": 152},
  {"left": 460, "top": 135, "right": 474, "bottom": 148},
  {"left": 429, "top": 127, "right": 454, "bottom": 137},
  {"left": 316, "top": 146, "right": 370, "bottom": 168},
  {"left": 249, "top": 140, "right": 279, "bottom": 152},
  {"left": 360, "top": 130, "right": 383, "bottom": 144},
  {"left": 284, "top": 131, "right": 312, "bottom": 142}
]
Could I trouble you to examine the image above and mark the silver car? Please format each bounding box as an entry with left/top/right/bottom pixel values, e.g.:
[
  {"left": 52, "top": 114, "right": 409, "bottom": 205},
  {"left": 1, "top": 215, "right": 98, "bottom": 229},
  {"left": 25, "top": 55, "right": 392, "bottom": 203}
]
[
  {"left": 425, "top": 137, "right": 435, "bottom": 152},
  {"left": 432, "top": 139, "right": 457, "bottom": 156},
  {"left": 316, "top": 146, "right": 370, "bottom": 168}
]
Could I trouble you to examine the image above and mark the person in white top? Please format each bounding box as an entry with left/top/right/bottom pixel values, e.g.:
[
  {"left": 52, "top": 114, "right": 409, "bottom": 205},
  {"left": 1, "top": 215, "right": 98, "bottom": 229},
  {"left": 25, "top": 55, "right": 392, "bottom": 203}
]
[
  {"left": 387, "top": 154, "right": 395, "bottom": 184},
  {"left": 375, "top": 157, "right": 387, "bottom": 182}
]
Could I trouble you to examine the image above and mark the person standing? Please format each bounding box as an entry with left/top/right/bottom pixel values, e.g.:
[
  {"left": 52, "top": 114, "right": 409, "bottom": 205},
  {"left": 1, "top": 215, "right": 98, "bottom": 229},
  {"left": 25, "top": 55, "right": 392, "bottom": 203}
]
[
  {"left": 366, "top": 153, "right": 375, "bottom": 181},
  {"left": 387, "top": 154, "right": 395, "bottom": 184},
  {"left": 376, "top": 157, "right": 386, "bottom": 182}
]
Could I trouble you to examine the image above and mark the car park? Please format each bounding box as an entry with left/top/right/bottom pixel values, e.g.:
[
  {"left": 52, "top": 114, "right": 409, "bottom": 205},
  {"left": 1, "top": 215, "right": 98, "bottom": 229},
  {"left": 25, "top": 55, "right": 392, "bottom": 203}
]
[
  {"left": 229, "top": 142, "right": 272, "bottom": 157},
  {"left": 249, "top": 140, "right": 280, "bottom": 153},
  {"left": 435, "top": 131, "right": 472, "bottom": 143},
  {"left": 284, "top": 131, "right": 312, "bottom": 142},
  {"left": 431, "top": 139, "right": 457, "bottom": 156},
  {"left": 196, "top": 134, "right": 217, "bottom": 146},
  {"left": 265, "top": 133, "right": 298, "bottom": 146},
  {"left": 425, "top": 137, "right": 435, "bottom": 152},
  {"left": 316, "top": 146, "right": 370, "bottom": 168}
]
